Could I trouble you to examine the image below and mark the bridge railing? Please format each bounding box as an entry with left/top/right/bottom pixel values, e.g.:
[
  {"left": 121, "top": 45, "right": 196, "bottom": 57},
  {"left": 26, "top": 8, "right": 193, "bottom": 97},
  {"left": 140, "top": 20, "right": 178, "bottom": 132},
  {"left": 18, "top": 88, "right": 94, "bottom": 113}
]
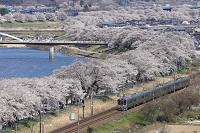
[{"left": 0, "top": 41, "right": 108, "bottom": 46}]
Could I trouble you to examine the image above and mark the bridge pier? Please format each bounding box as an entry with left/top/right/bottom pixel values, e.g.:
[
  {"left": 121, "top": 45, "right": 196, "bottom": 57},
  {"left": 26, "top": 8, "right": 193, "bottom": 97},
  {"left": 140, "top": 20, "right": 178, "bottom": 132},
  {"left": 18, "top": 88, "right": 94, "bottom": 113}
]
[
  {"left": 0, "top": 37, "right": 2, "bottom": 41},
  {"left": 49, "top": 47, "right": 55, "bottom": 61}
]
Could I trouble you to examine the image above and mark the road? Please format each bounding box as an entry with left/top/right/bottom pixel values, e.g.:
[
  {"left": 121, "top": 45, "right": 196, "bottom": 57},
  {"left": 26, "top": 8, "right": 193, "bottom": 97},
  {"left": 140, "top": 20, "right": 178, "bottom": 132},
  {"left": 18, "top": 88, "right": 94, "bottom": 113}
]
[{"left": 0, "top": 29, "right": 65, "bottom": 33}]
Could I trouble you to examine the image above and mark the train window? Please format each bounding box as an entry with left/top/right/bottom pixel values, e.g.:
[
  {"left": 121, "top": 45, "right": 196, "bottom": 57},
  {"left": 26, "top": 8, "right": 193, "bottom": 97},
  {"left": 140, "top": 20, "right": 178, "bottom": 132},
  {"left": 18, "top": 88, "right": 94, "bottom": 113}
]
[{"left": 123, "top": 100, "right": 126, "bottom": 105}]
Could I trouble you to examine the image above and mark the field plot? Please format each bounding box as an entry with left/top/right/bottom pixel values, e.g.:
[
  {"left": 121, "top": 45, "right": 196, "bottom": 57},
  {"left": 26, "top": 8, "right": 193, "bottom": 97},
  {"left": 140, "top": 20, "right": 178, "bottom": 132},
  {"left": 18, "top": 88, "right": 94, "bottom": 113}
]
[
  {"left": 148, "top": 124, "right": 200, "bottom": 133},
  {"left": 0, "top": 22, "right": 62, "bottom": 30}
]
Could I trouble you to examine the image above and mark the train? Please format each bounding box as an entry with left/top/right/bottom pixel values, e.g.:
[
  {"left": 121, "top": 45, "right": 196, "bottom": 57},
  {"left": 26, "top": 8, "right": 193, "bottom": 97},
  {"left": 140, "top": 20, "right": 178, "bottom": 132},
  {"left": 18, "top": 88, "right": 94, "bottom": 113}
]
[{"left": 117, "top": 76, "right": 190, "bottom": 111}]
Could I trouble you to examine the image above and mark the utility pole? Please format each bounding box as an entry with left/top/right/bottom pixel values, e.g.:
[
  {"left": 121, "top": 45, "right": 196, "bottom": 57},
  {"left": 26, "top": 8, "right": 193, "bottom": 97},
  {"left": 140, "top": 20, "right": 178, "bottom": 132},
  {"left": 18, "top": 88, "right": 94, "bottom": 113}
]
[
  {"left": 77, "top": 99, "right": 80, "bottom": 133},
  {"left": 39, "top": 104, "right": 44, "bottom": 133},
  {"left": 14, "top": 114, "right": 18, "bottom": 133},
  {"left": 173, "top": 64, "right": 177, "bottom": 93},
  {"left": 30, "top": 123, "right": 33, "bottom": 133},
  {"left": 82, "top": 99, "right": 85, "bottom": 119},
  {"left": 142, "top": 82, "right": 145, "bottom": 91},
  {"left": 173, "top": 72, "right": 176, "bottom": 92},
  {"left": 39, "top": 110, "right": 44, "bottom": 133},
  {"left": 91, "top": 88, "right": 94, "bottom": 116},
  {"left": 15, "top": 122, "right": 17, "bottom": 133}
]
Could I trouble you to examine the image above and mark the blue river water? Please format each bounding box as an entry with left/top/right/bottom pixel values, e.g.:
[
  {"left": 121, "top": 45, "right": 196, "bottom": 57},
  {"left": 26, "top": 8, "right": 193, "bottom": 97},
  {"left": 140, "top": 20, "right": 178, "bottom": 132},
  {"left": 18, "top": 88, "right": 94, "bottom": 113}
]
[{"left": 0, "top": 48, "right": 78, "bottom": 78}]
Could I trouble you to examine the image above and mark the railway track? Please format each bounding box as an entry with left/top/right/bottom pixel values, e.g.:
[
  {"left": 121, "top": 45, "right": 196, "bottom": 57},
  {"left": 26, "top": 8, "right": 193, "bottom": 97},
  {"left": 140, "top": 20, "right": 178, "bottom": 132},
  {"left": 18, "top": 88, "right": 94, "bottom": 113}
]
[
  {"left": 50, "top": 104, "right": 144, "bottom": 133},
  {"left": 50, "top": 107, "right": 118, "bottom": 133},
  {"left": 51, "top": 73, "right": 200, "bottom": 133}
]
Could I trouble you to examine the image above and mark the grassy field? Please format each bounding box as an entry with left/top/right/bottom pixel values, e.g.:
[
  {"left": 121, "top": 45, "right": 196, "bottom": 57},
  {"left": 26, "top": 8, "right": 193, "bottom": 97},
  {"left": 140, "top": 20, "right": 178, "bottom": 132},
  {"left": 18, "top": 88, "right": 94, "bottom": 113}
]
[
  {"left": 92, "top": 112, "right": 151, "bottom": 133},
  {"left": 0, "top": 22, "right": 62, "bottom": 29},
  {"left": 178, "top": 109, "right": 200, "bottom": 121},
  {"left": 0, "top": 21, "right": 65, "bottom": 42},
  {"left": 148, "top": 124, "right": 200, "bottom": 133}
]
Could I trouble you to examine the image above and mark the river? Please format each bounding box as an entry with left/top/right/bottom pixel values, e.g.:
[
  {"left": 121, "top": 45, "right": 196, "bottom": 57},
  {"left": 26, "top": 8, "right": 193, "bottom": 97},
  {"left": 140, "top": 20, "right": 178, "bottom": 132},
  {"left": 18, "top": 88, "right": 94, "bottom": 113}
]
[{"left": 0, "top": 48, "right": 78, "bottom": 78}]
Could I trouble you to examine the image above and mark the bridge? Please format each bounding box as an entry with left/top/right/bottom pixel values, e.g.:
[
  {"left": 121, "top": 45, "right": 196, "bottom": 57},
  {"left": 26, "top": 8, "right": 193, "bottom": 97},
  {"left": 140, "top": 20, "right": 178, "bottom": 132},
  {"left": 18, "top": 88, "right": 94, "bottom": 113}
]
[
  {"left": 0, "top": 32, "right": 108, "bottom": 61},
  {"left": 0, "top": 41, "right": 107, "bottom": 46},
  {"left": 0, "top": 41, "right": 108, "bottom": 60}
]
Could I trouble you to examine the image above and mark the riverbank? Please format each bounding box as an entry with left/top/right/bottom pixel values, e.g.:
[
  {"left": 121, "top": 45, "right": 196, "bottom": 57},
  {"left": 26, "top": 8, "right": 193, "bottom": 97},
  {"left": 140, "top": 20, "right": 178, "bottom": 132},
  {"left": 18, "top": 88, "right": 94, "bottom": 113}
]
[
  {"left": 0, "top": 44, "right": 26, "bottom": 48},
  {"left": 0, "top": 44, "right": 103, "bottom": 59}
]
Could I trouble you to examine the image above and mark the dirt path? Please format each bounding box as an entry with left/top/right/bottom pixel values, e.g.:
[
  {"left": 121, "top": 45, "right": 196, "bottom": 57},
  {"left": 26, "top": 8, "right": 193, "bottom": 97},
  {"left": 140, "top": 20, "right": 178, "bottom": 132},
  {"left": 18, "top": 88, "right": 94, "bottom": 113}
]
[{"left": 148, "top": 124, "right": 200, "bottom": 133}]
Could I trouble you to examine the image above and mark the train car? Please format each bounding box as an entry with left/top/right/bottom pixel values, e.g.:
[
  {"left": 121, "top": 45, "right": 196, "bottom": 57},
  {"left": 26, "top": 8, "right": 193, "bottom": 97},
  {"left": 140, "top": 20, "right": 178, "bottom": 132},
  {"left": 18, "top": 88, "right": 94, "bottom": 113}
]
[{"left": 118, "top": 77, "right": 190, "bottom": 111}]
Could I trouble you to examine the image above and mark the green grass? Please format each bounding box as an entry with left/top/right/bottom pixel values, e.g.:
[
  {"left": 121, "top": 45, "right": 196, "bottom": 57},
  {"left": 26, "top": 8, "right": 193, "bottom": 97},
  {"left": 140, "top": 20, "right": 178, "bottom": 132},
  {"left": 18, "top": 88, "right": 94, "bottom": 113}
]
[
  {"left": 177, "top": 67, "right": 190, "bottom": 74},
  {"left": 177, "top": 109, "right": 200, "bottom": 121},
  {"left": 190, "top": 59, "right": 200, "bottom": 71},
  {"left": 92, "top": 112, "right": 151, "bottom": 133},
  {"left": 176, "top": 59, "right": 200, "bottom": 74},
  {"left": 0, "top": 21, "right": 61, "bottom": 29},
  {"left": 99, "top": 53, "right": 108, "bottom": 60}
]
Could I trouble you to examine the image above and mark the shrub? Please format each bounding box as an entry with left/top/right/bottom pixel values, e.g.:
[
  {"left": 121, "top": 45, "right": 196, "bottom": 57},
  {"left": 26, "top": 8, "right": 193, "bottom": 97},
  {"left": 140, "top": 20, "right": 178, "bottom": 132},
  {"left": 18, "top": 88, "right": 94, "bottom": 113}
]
[
  {"left": 0, "top": 15, "right": 6, "bottom": 23},
  {"left": 3, "top": 14, "right": 15, "bottom": 23},
  {"left": 56, "top": 11, "right": 67, "bottom": 21},
  {"left": 45, "top": 13, "right": 57, "bottom": 21},
  {"left": 35, "top": 13, "right": 46, "bottom": 22},
  {"left": 13, "top": 13, "right": 25, "bottom": 23},
  {"left": 0, "top": 8, "right": 9, "bottom": 16},
  {"left": 24, "top": 14, "right": 37, "bottom": 22}
]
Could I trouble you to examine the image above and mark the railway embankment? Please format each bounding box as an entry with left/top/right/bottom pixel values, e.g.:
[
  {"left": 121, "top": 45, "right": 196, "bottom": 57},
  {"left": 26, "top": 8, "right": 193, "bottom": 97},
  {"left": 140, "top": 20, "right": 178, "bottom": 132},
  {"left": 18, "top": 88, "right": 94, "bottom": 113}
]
[
  {"left": 49, "top": 69, "right": 199, "bottom": 133},
  {"left": 92, "top": 70, "right": 200, "bottom": 133}
]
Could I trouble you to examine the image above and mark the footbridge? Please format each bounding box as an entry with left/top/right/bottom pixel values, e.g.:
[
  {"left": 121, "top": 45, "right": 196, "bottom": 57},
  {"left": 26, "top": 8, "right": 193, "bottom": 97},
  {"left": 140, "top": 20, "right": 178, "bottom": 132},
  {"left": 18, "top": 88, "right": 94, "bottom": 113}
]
[{"left": 0, "top": 32, "right": 107, "bottom": 60}]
